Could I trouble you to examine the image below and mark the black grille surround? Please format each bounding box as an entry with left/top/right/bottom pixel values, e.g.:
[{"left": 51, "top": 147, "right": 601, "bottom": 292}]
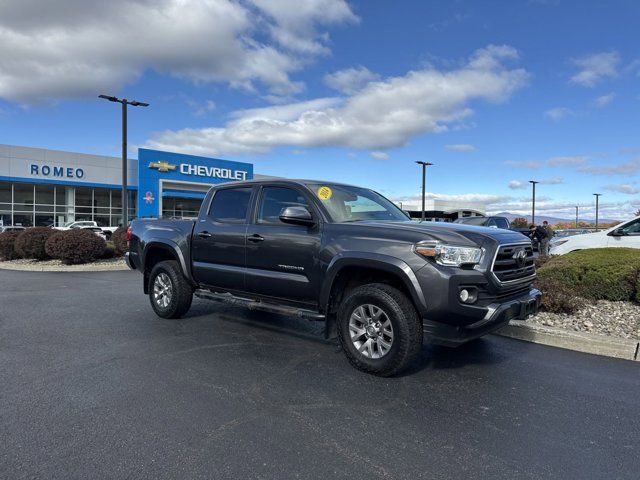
[{"left": 491, "top": 243, "right": 536, "bottom": 285}]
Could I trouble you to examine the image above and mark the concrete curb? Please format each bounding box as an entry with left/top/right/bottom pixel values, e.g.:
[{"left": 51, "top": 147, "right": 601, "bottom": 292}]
[
  {"left": 495, "top": 320, "right": 639, "bottom": 362},
  {"left": 0, "top": 261, "right": 129, "bottom": 272}
]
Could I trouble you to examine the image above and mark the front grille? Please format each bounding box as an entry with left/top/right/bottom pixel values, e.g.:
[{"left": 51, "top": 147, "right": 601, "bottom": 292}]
[{"left": 491, "top": 243, "right": 535, "bottom": 284}]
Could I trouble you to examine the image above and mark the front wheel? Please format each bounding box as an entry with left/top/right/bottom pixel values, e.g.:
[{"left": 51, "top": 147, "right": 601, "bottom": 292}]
[
  {"left": 148, "top": 260, "right": 193, "bottom": 319},
  {"left": 337, "top": 283, "right": 422, "bottom": 376}
]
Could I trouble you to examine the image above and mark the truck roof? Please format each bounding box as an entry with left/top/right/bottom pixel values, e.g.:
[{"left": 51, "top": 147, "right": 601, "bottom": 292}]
[{"left": 210, "top": 178, "right": 361, "bottom": 189}]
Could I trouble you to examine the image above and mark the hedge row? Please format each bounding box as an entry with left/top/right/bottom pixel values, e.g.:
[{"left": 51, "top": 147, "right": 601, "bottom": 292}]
[
  {"left": 46, "top": 229, "right": 107, "bottom": 264},
  {"left": 0, "top": 227, "right": 125, "bottom": 264},
  {"left": 534, "top": 248, "right": 640, "bottom": 313}
]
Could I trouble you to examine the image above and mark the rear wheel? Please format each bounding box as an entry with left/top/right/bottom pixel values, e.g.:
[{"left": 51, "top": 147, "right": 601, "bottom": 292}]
[
  {"left": 148, "top": 260, "right": 193, "bottom": 319},
  {"left": 337, "top": 283, "right": 422, "bottom": 376}
]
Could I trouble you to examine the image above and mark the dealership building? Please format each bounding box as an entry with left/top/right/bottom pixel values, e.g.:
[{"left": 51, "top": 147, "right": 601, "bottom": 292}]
[
  {"left": 1, "top": 142, "right": 488, "bottom": 227},
  {"left": 0, "top": 144, "right": 254, "bottom": 227}
]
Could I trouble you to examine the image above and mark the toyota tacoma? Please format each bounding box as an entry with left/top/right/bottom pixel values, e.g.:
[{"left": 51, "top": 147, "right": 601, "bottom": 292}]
[{"left": 126, "top": 179, "right": 540, "bottom": 376}]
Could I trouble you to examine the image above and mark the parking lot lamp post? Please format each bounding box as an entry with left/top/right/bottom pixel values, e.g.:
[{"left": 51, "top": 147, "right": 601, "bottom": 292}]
[
  {"left": 575, "top": 206, "right": 579, "bottom": 228},
  {"left": 416, "top": 161, "right": 434, "bottom": 222},
  {"left": 98, "top": 95, "right": 149, "bottom": 225},
  {"left": 529, "top": 180, "right": 539, "bottom": 224},
  {"left": 593, "top": 193, "right": 602, "bottom": 230}
]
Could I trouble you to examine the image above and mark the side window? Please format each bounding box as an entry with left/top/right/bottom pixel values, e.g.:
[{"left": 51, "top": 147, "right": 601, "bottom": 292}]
[
  {"left": 487, "top": 218, "right": 497, "bottom": 227},
  {"left": 620, "top": 218, "right": 640, "bottom": 235},
  {"left": 208, "top": 188, "right": 252, "bottom": 223},
  {"left": 258, "top": 187, "right": 309, "bottom": 224}
]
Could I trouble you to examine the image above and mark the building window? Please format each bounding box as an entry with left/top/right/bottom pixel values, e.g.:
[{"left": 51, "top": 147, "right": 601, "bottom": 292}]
[{"left": 0, "top": 182, "right": 137, "bottom": 227}]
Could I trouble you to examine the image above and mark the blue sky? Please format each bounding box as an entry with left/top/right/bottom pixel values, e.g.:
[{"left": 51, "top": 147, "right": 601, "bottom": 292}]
[{"left": 1, "top": 0, "right": 639, "bottom": 219}]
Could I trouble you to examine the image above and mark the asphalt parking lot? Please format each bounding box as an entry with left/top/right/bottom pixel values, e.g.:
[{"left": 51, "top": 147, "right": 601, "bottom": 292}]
[{"left": 1, "top": 269, "right": 639, "bottom": 479}]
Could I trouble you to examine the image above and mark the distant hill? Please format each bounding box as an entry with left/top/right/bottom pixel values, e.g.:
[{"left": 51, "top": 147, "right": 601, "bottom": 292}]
[{"left": 490, "top": 212, "right": 621, "bottom": 225}]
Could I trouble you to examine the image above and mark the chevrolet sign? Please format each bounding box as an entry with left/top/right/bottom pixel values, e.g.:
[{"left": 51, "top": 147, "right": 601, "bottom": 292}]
[
  {"left": 179, "top": 163, "right": 248, "bottom": 180},
  {"left": 148, "top": 161, "right": 177, "bottom": 172}
]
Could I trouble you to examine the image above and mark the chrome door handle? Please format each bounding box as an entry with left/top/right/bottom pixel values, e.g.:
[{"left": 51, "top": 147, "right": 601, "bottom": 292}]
[
  {"left": 197, "top": 231, "right": 212, "bottom": 239},
  {"left": 247, "top": 234, "right": 264, "bottom": 242}
]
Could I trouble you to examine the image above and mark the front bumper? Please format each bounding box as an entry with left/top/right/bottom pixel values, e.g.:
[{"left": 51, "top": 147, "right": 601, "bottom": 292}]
[
  {"left": 423, "top": 288, "right": 541, "bottom": 347},
  {"left": 124, "top": 252, "right": 136, "bottom": 270}
]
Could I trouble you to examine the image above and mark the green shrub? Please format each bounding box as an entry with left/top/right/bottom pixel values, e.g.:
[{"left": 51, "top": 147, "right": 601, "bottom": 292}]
[
  {"left": 111, "top": 226, "right": 128, "bottom": 255},
  {"left": 14, "top": 227, "right": 57, "bottom": 260},
  {"left": 535, "top": 249, "right": 640, "bottom": 306},
  {"left": 0, "top": 231, "right": 22, "bottom": 260},
  {"left": 47, "top": 229, "right": 107, "bottom": 264}
]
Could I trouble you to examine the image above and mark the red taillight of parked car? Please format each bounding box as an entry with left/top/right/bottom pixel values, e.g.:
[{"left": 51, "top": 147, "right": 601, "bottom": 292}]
[{"left": 126, "top": 225, "right": 132, "bottom": 247}]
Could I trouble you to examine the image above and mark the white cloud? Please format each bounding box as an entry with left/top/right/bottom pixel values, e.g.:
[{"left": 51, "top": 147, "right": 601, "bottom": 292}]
[
  {"left": 189, "top": 99, "right": 217, "bottom": 117},
  {"left": 0, "top": 0, "right": 356, "bottom": 103},
  {"left": 508, "top": 177, "right": 563, "bottom": 189},
  {"left": 578, "top": 160, "right": 640, "bottom": 175},
  {"left": 604, "top": 183, "right": 640, "bottom": 194},
  {"left": 505, "top": 160, "right": 544, "bottom": 169},
  {"left": 324, "top": 66, "right": 380, "bottom": 94},
  {"left": 594, "top": 92, "right": 616, "bottom": 107},
  {"left": 252, "top": 0, "right": 358, "bottom": 55},
  {"left": 569, "top": 51, "right": 620, "bottom": 87},
  {"left": 546, "top": 155, "right": 588, "bottom": 167},
  {"left": 445, "top": 144, "right": 476, "bottom": 152},
  {"left": 396, "top": 190, "right": 639, "bottom": 220},
  {"left": 370, "top": 151, "right": 389, "bottom": 160},
  {"left": 147, "top": 44, "right": 529, "bottom": 155},
  {"left": 538, "top": 176, "right": 564, "bottom": 185},
  {"left": 544, "top": 107, "right": 572, "bottom": 121},
  {"left": 506, "top": 155, "right": 588, "bottom": 169}
]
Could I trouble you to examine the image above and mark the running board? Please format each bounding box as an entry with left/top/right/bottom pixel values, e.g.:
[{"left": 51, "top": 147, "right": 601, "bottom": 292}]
[{"left": 195, "top": 289, "right": 325, "bottom": 321}]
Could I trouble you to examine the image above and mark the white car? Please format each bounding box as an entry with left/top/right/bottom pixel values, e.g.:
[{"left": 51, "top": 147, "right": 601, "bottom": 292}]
[
  {"left": 550, "top": 217, "right": 640, "bottom": 255},
  {"left": 55, "top": 221, "right": 117, "bottom": 238}
]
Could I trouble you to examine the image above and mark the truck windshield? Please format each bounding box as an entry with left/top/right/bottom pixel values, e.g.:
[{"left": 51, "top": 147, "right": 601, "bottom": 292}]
[{"left": 306, "top": 183, "right": 408, "bottom": 223}]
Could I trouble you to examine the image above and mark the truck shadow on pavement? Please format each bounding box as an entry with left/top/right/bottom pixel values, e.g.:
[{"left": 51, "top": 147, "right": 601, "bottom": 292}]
[{"left": 185, "top": 300, "right": 508, "bottom": 376}]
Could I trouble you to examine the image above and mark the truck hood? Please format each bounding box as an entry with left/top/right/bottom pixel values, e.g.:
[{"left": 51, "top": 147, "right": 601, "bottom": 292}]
[{"left": 340, "top": 220, "right": 530, "bottom": 248}]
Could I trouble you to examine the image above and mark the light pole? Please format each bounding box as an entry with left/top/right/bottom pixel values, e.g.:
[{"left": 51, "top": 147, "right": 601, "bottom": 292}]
[
  {"left": 416, "top": 161, "right": 434, "bottom": 222},
  {"left": 575, "top": 206, "right": 579, "bottom": 228},
  {"left": 529, "top": 180, "right": 539, "bottom": 224},
  {"left": 593, "top": 193, "right": 602, "bottom": 230},
  {"left": 99, "top": 95, "right": 149, "bottom": 225}
]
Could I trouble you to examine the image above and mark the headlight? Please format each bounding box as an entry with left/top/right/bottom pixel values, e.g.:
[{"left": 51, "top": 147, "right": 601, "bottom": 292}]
[{"left": 414, "top": 242, "right": 483, "bottom": 267}]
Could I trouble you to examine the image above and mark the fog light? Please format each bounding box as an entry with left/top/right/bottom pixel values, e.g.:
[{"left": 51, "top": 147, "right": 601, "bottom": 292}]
[
  {"left": 459, "top": 289, "right": 470, "bottom": 302},
  {"left": 459, "top": 287, "right": 478, "bottom": 304}
]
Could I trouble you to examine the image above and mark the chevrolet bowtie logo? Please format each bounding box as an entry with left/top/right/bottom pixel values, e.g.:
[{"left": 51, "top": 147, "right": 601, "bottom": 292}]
[{"left": 148, "top": 161, "right": 177, "bottom": 172}]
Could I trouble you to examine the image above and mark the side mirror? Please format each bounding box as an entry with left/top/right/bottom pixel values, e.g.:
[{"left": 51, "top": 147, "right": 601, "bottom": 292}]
[
  {"left": 608, "top": 228, "right": 626, "bottom": 237},
  {"left": 279, "top": 206, "right": 315, "bottom": 226}
]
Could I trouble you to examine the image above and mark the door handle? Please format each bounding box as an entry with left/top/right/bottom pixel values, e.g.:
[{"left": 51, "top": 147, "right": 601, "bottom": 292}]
[
  {"left": 247, "top": 234, "right": 264, "bottom": 243},
  {"left": 197, "top": 231, "right": 212, "bottom": 239}
]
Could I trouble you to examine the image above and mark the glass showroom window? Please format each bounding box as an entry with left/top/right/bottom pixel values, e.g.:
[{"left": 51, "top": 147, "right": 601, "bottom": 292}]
[
  {"left": 0, "top": 181, "right": 11, "bottom": 226},
  {"left": 13, "top": 183, "right": 35, "bottom": 227},
  {"left": 34, "top": 184, "right": 55, "bottom": 226},
  {"left": 93, "top": 187, "right": 112, "bottom": 227},
  {"left": 74, "top": 187, "right": 93, "bottom": 221}
]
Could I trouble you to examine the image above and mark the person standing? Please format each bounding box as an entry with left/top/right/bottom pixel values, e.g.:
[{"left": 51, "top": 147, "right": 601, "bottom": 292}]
[
  {"left": 529, "top": 223, "right": 548, "bottom": 255},
  {"left": 541, "top": 221, "right": 554, "bottom": 255}
]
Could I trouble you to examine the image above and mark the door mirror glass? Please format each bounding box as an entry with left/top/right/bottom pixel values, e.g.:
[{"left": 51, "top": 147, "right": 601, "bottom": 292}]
[
  {"left": 279, "top": 206, "right": 314, "bottom": 226},
  {"left": 609, "top": 227, "right": 626, "bottom": 237}
]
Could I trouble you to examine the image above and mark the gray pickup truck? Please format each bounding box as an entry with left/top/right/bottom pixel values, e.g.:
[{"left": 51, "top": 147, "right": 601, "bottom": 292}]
[{"left": 127, "top": 179, "right": 540, "bottom": 376}]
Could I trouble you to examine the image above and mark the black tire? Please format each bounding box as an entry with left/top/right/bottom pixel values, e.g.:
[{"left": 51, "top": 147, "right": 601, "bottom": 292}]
[
  {"left": 148, "top": 260, "right": 193, "bottom": 319},
  {"left": 337, "top": 283, "right": 422, "bottom": 376}
]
